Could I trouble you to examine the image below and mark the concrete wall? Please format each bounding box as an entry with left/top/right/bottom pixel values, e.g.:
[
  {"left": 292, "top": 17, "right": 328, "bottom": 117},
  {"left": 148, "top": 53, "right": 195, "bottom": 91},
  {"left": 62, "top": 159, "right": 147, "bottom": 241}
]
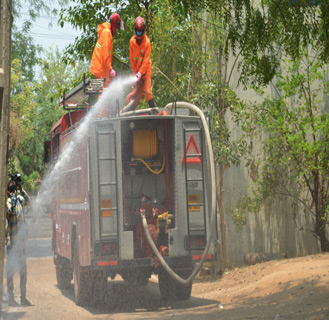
[
  {"left": 221, "top": 57, "right": 322, "bottom": 267},
  {"left": 222, "top": 162, "right": 321, "bottom": 266}
]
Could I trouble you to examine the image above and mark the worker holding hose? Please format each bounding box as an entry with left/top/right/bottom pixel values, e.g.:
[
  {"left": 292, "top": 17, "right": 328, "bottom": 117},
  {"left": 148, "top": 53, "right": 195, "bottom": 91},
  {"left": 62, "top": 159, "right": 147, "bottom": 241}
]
[
  {"left": 90, "top": 13, "right": 124, "bottom": 87},
  {"left": 129, "top": 16, "right": 156, "bottom": 110}
]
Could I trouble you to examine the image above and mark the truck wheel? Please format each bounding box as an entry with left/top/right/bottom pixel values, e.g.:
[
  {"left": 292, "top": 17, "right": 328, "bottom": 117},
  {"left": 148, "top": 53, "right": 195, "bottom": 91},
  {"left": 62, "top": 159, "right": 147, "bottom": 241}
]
[
  {"left": 175, "top": 277, "right": 192, "bottom": 300},
  {"left": 90, "top": 272, "right": 107, "bottom": 305},
  {"left": 158, "top": 269, "right": 192, "bottom": 301},
  {"left": 73, "top": 237, "right": 91, "bottom": 306},
  {"left": 55, "top": 256, "right": 72, "bottom": 289}
]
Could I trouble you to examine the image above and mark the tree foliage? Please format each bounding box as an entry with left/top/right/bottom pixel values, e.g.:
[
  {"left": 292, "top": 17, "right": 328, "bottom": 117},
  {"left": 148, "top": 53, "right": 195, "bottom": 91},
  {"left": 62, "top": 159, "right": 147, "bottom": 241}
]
[
  {"left": 169, "top": 0, "right": 329, "bottom": 88},
  {"left": 9, "top": 48, "right": 88, "bottom": 193},
  {"left": 9, "top": 0, "right": 71, "bottom": 190},
  {"left": 188, "top": 11, "right": 246, "bottom": 168},
  {"left": 11, "top": 27, "right": 42, "bottom": 83},
  {"left": 11, "top": 0, "right": 70, "bottom": 81},
  {"left": 163, "top": 0, "right": 329, "bottom": 252},
  {"left": 12, "top": 0, "right": 69, "bottom": 20},
  {"left": 235, "top": 47, "right": 329, "bottom": 251}
]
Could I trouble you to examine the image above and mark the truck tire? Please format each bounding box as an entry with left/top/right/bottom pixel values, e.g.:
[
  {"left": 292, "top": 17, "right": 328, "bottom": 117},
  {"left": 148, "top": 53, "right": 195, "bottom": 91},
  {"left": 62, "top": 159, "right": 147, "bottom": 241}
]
[
  {"left": 90, "top": 272, "right": 107, "bottom": 305},
  {"left": 158, "top": 269, "right": 192, "bottom": 301},
  {"left": 55, "top": 256, "right": 72, "bottom": 289},
  {"left": 73, "top": 236, "right": 91, "bottom": 306}
]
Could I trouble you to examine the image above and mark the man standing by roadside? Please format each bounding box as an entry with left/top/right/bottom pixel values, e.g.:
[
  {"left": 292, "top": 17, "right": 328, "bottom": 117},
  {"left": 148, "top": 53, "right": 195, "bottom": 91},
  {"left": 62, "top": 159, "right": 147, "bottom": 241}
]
[{"left": 6, "top": 174, "right": 31, "bottom": 307}]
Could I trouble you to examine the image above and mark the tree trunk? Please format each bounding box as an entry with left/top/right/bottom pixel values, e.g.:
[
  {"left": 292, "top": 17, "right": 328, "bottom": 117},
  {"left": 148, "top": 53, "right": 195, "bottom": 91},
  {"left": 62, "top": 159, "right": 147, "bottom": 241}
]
[
  {"left": 316, "top": 212, "right": 329, "bottom": 252},
  {"left": 0, "top": 0, "right": 12, "bottom": 314},
  {"left": 167, "top": 1, "right": 176, "bottom": 81},
  {"left": 218, "top": 164, "right": 228, "bottom": 267}
]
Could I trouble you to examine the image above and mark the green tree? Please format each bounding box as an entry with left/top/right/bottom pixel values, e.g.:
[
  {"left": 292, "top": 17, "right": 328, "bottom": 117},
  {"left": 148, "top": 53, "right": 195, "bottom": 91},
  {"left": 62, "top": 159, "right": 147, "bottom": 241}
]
[
  {"left": 186, "top": 11, "right": 246, "bottom": 267},
  {"left": 162, "top": 0, "right": 329, "bottom": 255},
  {"left": 235, "top": 47, "right": 329, "bottom": 251},
  {"left": 9, "top": 58, "right": 37, "bottom": 170},
  {"left": 11, "top": 27, "right": 42, "bottom": 83},
  {"left": 148, "top": 1, "right": 193, "bottom": 103},
  {"left": 9, "top": 0, "right": 75, "bottom": 189},
  {"left": 169, "top": 0, "right": 329, "bottom": 88},
  {"left": 9, "top": 48, "right": 88, "bottom": 194},
  {"left": 29, "top": 47, "right": 88, "bottom": 173},
  {"left": 11, "top": 0, "right": 70, "bottom": 81}
]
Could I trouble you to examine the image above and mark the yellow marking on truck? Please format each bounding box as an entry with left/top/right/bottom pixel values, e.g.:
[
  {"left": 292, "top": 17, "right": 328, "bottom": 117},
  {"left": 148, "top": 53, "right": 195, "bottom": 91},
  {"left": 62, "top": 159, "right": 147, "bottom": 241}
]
[
  {"left": 188, "top": 193, "right": 200, "bottom": 212},
  {"left": 100, "top": 199, "right": 112, "bottom": 217}
]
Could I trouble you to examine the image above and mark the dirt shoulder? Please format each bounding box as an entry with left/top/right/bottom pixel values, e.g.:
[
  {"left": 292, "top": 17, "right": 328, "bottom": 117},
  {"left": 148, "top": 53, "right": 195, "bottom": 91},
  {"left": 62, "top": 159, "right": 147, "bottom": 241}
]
[{"left": 2, "top": 253, "right": 329, "bottom": 319}]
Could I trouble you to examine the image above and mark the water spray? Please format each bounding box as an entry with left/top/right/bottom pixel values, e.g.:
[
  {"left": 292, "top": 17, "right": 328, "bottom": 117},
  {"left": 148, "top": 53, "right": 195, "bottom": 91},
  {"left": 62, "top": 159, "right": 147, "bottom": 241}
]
[{"left": 10, "top": 75, "right": 137, "bottom": 268}]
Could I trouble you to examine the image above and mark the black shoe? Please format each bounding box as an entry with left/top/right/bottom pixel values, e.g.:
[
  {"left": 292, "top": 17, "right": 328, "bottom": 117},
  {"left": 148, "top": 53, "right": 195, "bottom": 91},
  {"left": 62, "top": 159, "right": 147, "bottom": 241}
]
[
  {"left": 8, "top": 298, "right": 19, "bottom": 307},
  {"left": 20, "top": 297, "right": 32, "bottom": 306},
  {"left": 148, "top": 98, "right": 156, "bottom": 109}
]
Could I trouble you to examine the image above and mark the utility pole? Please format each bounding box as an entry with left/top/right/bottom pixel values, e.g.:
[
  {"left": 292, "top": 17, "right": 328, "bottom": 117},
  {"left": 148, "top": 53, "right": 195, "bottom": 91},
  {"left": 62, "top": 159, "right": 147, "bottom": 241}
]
[{"left": 0, "top": 0, "right": 12, "bottom": 313}]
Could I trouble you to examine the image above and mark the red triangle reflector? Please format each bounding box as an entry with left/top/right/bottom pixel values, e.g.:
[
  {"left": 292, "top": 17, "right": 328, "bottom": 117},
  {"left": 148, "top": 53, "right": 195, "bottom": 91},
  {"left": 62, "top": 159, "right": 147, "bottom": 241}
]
[{"left": 181, "top": 134, "right": 202, "bottom": 164}]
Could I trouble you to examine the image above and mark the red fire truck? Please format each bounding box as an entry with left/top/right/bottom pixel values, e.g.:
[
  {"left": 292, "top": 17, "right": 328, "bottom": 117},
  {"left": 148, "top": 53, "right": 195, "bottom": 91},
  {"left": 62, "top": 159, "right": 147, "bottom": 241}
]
[{"left": 46, "top": 77, "right": 217, "bottom": 306}]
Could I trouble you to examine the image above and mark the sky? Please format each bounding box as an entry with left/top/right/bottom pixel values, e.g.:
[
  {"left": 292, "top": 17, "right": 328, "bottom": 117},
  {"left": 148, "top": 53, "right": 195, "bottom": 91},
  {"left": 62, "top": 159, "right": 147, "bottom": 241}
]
[{"left": 16, "top": 9, "right": 81, "bottom": 54}]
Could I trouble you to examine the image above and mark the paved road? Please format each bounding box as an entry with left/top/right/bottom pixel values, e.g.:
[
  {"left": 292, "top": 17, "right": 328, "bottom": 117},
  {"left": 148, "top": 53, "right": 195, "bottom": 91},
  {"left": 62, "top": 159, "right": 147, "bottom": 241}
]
[
  {"left": 3, "top": 241, "right": 329, "bottom": 319},
  {"left": 25, "top": 238, "right": 52, "bottom": 259},
  {"left": 1, "top": 252, "right": 219, "bottom": 320}
]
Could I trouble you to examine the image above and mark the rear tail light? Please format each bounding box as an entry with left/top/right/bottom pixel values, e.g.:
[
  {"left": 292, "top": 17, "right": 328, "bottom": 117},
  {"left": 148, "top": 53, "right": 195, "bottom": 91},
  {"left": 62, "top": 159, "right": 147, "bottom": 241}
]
[
  {"left": 94, "top": 241, "right": 117, "bottom": 255},
  {"left": 184, "top": 235, "right": 206, "bottom": 250}
]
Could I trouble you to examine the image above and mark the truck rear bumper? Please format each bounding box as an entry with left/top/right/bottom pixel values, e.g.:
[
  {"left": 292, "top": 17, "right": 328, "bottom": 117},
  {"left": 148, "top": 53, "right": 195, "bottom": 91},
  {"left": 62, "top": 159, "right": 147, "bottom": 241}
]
[{"left": 92, "top": 253, "right": 216, "bottom": 271}]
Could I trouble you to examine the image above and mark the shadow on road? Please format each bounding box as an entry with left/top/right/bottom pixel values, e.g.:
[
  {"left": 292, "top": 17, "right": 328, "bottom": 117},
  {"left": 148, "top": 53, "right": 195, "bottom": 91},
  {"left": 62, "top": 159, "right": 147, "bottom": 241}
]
[
  {"left": 2, "top": 311, "right": 26, "bottom": 320},
  {"left": 59, "top": 278, "right": 219, "bottom": 315},
  {"left": 55, "top": 277, "right": 329, "bottom": 320}
]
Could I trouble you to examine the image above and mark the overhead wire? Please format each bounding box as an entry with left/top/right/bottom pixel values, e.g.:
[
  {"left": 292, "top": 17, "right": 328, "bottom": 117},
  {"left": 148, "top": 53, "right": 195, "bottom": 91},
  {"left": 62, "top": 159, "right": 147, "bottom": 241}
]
[
  {"left": 30, "top": 32, "right": 75, "bottom": 40},
  {"left": 18, "top": 11, "right": 79, "bottom": 41},
  {"left": 19, "top": 12, "right": 58, "bottom": 20}
]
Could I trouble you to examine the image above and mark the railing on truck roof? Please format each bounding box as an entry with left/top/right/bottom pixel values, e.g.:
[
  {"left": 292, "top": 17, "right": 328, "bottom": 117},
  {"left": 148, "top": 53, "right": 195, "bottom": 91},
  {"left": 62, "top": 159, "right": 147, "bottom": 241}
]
[{"left": 61, "top": 74, "right": 105, "bottom": 110}]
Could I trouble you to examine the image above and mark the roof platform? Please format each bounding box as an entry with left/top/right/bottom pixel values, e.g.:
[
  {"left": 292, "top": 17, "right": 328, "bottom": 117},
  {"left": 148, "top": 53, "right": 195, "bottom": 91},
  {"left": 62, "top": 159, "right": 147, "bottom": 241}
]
[{"left": 61, "top": 75, "right": 105, "bottom": 110}]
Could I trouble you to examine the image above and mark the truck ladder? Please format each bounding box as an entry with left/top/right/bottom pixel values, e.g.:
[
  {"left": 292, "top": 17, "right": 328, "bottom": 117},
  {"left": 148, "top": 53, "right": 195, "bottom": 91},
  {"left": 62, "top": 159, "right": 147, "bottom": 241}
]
[
  {"left": 182, "top": 123, "right": 207, "bottom": 253},
  {"left": 96, "top": 126, "right": 119, "bottom": 256}
]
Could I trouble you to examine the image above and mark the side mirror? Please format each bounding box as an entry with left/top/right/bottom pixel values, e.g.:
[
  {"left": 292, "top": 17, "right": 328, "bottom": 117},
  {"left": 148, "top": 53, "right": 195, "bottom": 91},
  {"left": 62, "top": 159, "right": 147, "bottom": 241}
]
[{"left": 44, "top": 140, "right": 51, "bottom": 164}]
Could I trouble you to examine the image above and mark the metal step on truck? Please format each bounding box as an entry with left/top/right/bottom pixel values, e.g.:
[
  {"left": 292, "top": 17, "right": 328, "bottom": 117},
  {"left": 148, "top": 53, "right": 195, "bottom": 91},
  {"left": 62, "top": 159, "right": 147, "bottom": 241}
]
[{"left": 45, "top": 76, "right": 218, "bottom": 306}]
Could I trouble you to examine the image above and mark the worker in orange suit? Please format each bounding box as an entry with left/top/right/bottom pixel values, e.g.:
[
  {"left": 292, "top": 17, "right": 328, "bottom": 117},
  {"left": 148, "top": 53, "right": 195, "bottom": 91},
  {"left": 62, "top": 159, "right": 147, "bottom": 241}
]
[
  {"left": 90, "top": 13, "right": 124, "bottom": 87},
  {"left": 129, "top": 16, "right": 156, "bottom": 109}
]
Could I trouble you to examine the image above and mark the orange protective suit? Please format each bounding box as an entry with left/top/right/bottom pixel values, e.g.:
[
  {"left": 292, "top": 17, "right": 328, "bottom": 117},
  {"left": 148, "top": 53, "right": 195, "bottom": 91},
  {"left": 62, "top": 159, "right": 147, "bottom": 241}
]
[
  {"left": 90, "top": 22, "right": 113, "bottom": 86},
  {"left": 129, "top": 34, "right": 153, "bottom": 107}
]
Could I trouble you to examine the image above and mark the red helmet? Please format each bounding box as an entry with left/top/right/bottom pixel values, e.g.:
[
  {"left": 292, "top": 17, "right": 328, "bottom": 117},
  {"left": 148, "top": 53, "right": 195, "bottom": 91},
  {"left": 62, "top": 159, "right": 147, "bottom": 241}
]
[
  {"left": 134, "top": 16, "right": 145, "bottom": 40},
  {"left": 110, "top": 13, "right": 124, "bottom": 36}
]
